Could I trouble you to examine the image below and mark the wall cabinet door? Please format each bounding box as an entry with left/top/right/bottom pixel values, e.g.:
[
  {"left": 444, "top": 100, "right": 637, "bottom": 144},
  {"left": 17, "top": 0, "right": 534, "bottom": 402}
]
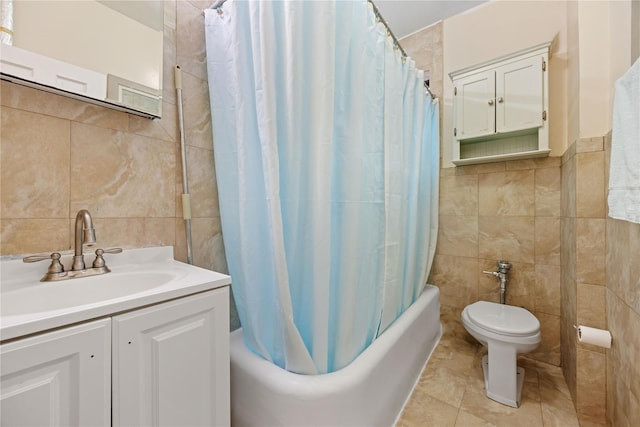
[
  {"left": 454, "top": 69, "right": 496, "bottom": 140},
  {"left": 495, "top": 55, "right": 544, "bottom": 134},
  {"left": 112, "top": 288, "right": 230, "bottom": 427},
  {"left": 0, "top": 319, "right": 111, "bottom": 427}
]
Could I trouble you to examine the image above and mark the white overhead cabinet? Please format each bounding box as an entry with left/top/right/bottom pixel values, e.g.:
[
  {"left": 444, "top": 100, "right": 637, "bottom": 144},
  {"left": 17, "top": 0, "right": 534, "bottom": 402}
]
[{"left": 451, "top": 42, "right": 551, "bottom": 165}]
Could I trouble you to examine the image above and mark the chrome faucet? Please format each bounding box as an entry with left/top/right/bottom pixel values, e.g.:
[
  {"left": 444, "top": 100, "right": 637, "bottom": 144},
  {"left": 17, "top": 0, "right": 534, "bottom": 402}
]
[
  {"left": 72, "top": 209, "right": 96, "bottom": 271},
  {"left": 23, "top": 209, "right": 122, "bottom": 282},
  {"left": 482, "top": 260, "right": 512, "bottom": 304}
]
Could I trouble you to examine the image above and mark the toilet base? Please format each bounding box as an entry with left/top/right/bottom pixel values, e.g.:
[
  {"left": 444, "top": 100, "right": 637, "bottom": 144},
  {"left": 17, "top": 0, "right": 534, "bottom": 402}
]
[{"left": 481, "top": 355, "right": 525, "bottom": 408}]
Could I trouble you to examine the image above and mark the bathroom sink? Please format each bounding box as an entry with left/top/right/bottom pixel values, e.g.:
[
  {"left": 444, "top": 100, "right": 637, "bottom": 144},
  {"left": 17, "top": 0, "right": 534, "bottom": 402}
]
[
  {"left": 1, "top": 270, "right": 179, "bottom": 316},
  {"left": 0, "top": 246, "right": 231, "bottom": 341}
]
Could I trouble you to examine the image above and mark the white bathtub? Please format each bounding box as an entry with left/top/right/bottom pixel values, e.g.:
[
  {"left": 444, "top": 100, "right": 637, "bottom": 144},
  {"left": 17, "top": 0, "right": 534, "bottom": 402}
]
[{"left": 230, "top": 284, "right": 442, "bottom": 426}]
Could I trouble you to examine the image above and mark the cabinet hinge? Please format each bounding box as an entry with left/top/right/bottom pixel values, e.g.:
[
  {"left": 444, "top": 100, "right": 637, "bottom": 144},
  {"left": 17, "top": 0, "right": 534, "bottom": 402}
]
[
  {"left": 542, "top": 110, "right": 547, "bottom": 121},
  {"left": 454, "top": 127, "right": 457, "bottom": 137},
  {"left": 542, "top": 60, "right": 546, "bottom": 72},
  {"left": 454, "top": 87, "right": 457, "bottom": 96}
]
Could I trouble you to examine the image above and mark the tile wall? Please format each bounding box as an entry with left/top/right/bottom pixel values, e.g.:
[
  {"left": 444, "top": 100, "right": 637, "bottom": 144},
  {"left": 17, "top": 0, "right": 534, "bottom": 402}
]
[
  {"left": 431, "top": 158, "right": 562, "bottom": 367},
  {"left": 561, "top": 136, "right": 608, "bottom": 424},
  {"left": 604, "top": 135, "right": 640, "bottom": 427}
]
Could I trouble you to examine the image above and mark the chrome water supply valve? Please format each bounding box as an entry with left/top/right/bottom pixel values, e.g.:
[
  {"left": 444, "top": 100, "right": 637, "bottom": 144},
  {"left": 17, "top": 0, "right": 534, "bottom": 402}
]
[{"left": 482, "top": 260, "right": 512, "bottom": 304}]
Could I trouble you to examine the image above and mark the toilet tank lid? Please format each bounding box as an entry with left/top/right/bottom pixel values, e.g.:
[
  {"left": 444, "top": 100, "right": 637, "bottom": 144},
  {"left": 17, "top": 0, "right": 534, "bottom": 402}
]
[{"left": 467, "top": 301, "right": 540, "bottom": 336}]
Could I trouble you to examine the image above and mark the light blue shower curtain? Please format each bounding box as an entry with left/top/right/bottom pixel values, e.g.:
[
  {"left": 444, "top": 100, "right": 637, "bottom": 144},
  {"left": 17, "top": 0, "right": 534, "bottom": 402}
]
[{"left": 205, "top": 0, "right": 439, "bottom": 375}]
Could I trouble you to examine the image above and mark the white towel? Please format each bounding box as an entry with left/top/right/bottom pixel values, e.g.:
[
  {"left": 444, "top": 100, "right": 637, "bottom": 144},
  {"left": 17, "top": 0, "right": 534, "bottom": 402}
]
[{"left": 608, "top": 57, "right": 640, "bottom": 224}]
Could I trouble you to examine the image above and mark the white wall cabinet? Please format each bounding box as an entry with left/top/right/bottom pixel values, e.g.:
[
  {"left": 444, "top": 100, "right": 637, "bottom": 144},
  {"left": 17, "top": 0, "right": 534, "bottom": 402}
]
[
  {"left": 113, "top": 290, "right": 230, "bottom": 427},
  {"left": 0, "top": 319, "right": 111, "bottom": 427},
  {"left": 451, "top": 42, "right": 551, "bottom": 165},
  {"left": 0, "top": 288, "right": 230, "bottom": 427}
]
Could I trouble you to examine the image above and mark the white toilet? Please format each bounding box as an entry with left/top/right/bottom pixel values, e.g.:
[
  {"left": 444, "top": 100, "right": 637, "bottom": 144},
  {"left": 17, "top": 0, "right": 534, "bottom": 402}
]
[{"left": 461, "top": 300, "right": 541, "bottom": 408}]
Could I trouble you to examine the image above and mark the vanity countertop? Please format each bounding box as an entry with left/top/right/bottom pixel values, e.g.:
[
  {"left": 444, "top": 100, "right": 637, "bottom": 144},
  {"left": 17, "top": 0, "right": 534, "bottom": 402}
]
[{"left": 0, "top": 246, "right": 231, "bottom": 342}]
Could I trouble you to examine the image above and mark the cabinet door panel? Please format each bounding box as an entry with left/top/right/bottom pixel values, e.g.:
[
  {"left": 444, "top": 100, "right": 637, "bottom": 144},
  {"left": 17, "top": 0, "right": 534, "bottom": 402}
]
[
  {"left": 455, "top": 69, "right": 495, "bottom": 139},
  {"left": 496, "top": 55, "right": 543, "bottom": 133},
  {"left": 113, "top": 288, "right": 230, "bottom": 427},
  {"left": 0, "top": 319, "right": 111, "bottom": 427}
]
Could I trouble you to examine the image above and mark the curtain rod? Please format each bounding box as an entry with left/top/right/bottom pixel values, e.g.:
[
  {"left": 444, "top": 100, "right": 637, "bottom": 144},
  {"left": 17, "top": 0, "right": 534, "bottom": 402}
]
[
  {"left": 208, "top": 0, "right": 435, "bottom": 99},
  {"left": 367, "top": 0, "right": 407, "bottom": 58}
]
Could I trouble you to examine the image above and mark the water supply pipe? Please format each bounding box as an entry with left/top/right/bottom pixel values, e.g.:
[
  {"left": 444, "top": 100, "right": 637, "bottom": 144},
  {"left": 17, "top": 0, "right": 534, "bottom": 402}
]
[{"left": 482, "top": 260, "right": 512, "bottom": 304}]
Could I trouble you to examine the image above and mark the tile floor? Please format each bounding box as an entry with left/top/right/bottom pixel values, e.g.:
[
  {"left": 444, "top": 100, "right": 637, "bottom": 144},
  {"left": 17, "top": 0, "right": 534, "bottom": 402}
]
[{"left": 396, "top": 307, "right": 587, "bottom": 427}]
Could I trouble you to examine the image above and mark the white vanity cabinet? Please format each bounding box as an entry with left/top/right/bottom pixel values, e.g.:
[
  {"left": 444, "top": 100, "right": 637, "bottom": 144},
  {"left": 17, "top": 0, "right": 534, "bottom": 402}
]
[
  {"left": 0, "top": 288, "right": 230, "bottom": 427},
  {"left": 113, "top": 289, "right": 230, "bottom": 427},
  {"left": 451, "top": 42, "right": 551, "bottom": 165},
  {"left": 0, "top": 319, "right": 111, "bottom": 426}
]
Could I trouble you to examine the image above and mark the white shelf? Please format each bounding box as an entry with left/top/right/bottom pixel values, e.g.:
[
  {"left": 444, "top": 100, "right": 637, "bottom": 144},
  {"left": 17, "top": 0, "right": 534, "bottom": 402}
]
[{"left": 452, "top": 149, "right": 551, "bottom": 166}]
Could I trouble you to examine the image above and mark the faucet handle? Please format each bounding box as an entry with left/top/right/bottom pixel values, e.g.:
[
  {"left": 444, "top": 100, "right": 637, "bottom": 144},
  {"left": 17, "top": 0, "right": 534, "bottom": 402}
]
[
  {"left": 92, "top": 248, "right": 123, "bottom": 268},
  {"left": 482, "top": 270, "right": 499, "bottom": 277},
  {"left": 23, "top": 252, "right": 65, "bottom": 274}
]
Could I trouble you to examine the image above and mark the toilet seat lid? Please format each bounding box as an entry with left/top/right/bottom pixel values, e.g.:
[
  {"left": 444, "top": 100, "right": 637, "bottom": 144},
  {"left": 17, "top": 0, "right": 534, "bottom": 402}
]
[{"left": 467, "top": 301, "right": 540, "bottom": 336}]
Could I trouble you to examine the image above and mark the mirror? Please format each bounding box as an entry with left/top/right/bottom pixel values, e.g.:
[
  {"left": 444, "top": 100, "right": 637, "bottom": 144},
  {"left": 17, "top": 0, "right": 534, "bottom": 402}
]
[{"left": 0, "top": 0, "right": 163, "bottom": 118}]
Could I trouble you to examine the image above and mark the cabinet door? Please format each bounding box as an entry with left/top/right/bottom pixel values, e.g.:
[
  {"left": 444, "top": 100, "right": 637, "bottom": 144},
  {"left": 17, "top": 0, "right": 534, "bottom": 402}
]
[
  {"left": 0, "top": 319, "right": 111, "bottom": 427},
  {"left": 454, "top": 69, "right": 496, "bottom": 140},
  {"left": 495, "top": 55, "right": 544, "bottom": 133},
  {"left": 112, "top": 288, "right": 230, "bottom": 427}
]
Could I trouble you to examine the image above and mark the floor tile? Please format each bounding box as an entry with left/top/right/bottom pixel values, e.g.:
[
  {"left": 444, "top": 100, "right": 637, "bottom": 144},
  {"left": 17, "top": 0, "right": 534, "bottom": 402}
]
[{"left": 396, "top": 309, "right": 580, "bottom": 427}]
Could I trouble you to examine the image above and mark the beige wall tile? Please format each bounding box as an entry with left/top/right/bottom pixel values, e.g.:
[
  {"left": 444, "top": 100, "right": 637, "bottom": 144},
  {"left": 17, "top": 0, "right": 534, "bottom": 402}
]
[
  {"left": 561, "top": 217, "right": 576, "bottom": 281},
  {"left": 177, "top": 0, "right": 207, "bottom": 81},
  {"left": 577, "top": 283, "right": 606, "bottom": 330},
  {"left": 576, "top": 151, "right": 605, "bottom": 218},
  {"left": 1, "top": 108, "right": 71, "bottom": 219},
  {"left": 69, "top": 122, "right": 176, "bottom": 218},
  {"left": 174, "top": 217, "right": 228, "bottom": 275},
  {"left": 478, "top": 170, "right": 535, "bottom": 216},
  {"left": 478, "top": 216, "right": 535, "bottom": 263},
  {"left": 562, "top": 140, "right": 576, "bottom": 166},
  {"left": 75, "top": 217, "right": 176, "bottom": 251},
  {"left": 506, "top": 156, "right": 561, "bottom": 171},
  {"left": 535, "top": 167, "right": 561, "bottom": 217},
  {"left": 0, "top": 218, "right": 70, "bottom": 255},
  {"left": 561, "top": 151, "right": 576, "bottom": 218},
  {"left": 607, "top": 291, "right": 640, "bottom": 399},
  {"left": 437, "top": 215, "right": 478, "bottom": 258},
  {"left": 429, "top": 254, "right": 478, "bottom": 310},
  {"left": 181, "top": 72, "right": 214, "bottom": 151},
  {"left": 561, "top": 312, "right": 577, "bottom": 405},
  {"left": 576, "top": 136, "right": 604, "bottom": 153},
  {"left": 529, "top": 312, "right": 561, "bottom": 366},
  {"left": 129, "top": 100, "right": 178, "bottom": 143},
  {"left": 455, "top": 162, "right": 506, "bottom": 176},
  {"left": 440, "top": 174, "right": 478, "bottom": 216},
  {"left": 535, "top": 217, "right": 561, "bottom": 265},
  {"left": 576, "top": 348, "right": 606, "bottom": 422},
  {"left": 535, "top": 263, "right": 561, "bottom": 316},
  {"left": 576, "top": 218, "right": 606, "bottom": 285},
  {"left": 607, "top": 218, "right": 640, "bottom": 313}
]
